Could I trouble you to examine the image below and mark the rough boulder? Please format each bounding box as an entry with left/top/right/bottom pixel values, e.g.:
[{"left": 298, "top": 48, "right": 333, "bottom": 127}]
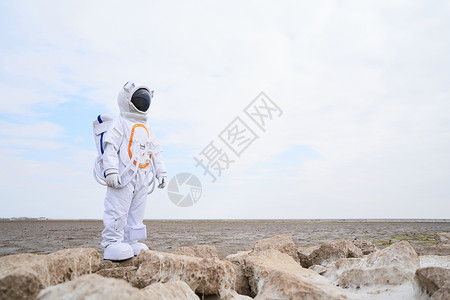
[
  {"left": 308, "top": 240, "right": 364, "bottom": 267},
  {"left": 244, "top": 249, "right": 356, "bottom": 299},
  {"left": 0, "top": 248, "right": 99, "bottom": 300},
  {"left": 323, "top": 241, "right": 420, "bottom": 288},
  {"left": 435, "top": 232, "right": 450, "bottom": 245},
  {"left": 415, "top": 267, "right": 450, "bottom": 300},
  {"left": 252, "top": 235, "right": 299, "bottom": 263},
  {"left": 131, "top": 249, "right": 235, "bottom": 295},
  {"left": 173, "top": 244, "right": 219, "bottom": 259},
  {"left": 37, "top": 274, "right": 200, "bottom": 300}
]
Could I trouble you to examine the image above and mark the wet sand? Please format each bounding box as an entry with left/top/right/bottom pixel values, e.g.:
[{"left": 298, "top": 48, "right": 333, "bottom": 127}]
[{"left": 0, "top": 219, "right": 449, "bottom": 258}]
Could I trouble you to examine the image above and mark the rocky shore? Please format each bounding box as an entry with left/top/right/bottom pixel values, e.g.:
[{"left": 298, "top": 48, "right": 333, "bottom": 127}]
[{"left": 1, "top": 233, "right": 449, "bottom": 299}]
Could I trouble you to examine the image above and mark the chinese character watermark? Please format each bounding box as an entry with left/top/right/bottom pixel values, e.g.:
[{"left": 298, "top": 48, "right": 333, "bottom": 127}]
[
  {"left": 244, "top": 92, "right": 283, "bottom": 132},
  {"left": 193, "top": 141, "right": 235, "bottom": 182},
  {"left": 219, "top": 117, "right": 258, "bottom": 157},
  {"left": 194, "top": 92, "right": 282, "bottom": 183}
]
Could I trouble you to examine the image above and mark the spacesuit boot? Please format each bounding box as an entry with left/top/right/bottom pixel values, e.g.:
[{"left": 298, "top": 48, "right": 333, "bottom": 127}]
[
  {"left": 124, "top": 224, "right": 149, "bottom": 256},
  {"left": 129, "top": 242, "right": 149, "bottom": 256},
  {"left": 103, "top": 242, "right": 134, "bottom": 261}
]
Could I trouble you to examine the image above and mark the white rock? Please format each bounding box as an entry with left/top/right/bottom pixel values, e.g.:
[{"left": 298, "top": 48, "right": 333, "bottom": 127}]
[
  {"left": 132, "top": 249, "right": 235, "bottom": 296},
  {"left": 254, "top": 269, "right": 357, "bottom": 300},
  {"left": 37, "top": 274, "right": 140, "bottom": 300},
  {"left": 244, "top": 249, "right": 357, "bottom": 299},
  {"left": 309, "top": 240, "right": 363, "bottom": 267},
  {"left": 142, "top": 280, "right": 200, "bottom": 299},
  {"left": 435, "top": 232, "right": 450, "bottom": 245},
  {"left": 323, "top": 241, "right": 420, "bottom": 288},
  {"left": 252, "top": 235, "right": 299, "bottom": 263},
  {"left": 0, "top": 248, "right": 99, "bottom": 300},
  {"left": 420, "top": 255, "right": 450, "bottom": 269},
  {"left": 225, "top": 251, "right": 251, "bottom": 296},
  {"left": 309, "top": 264, "right": 328, "bottom": 275},
  {"left": 37, "top": 274, "right": 200, "bottom": 300},
  {"left": 415, "top": 267, "right": 450, "bottom": 299},
  {"left": 352, "top": 240, "right": 377, "bottom": 255},
  {"left": 218, "top": 290, "right": 254, "bottom": 300},
  {"left": 297, "top": 245, "right": 320, "bottom": 268},
  {"left": 173, "top": 245, "right": 219, "bottom": 259}
]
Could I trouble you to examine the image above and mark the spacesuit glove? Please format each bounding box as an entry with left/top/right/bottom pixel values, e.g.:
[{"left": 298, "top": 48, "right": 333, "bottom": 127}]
[
  {"left": 158, "top": 176, "right": 167, "bottom": 189},
  {"left": 105, "top": 173, "right": 120, "bottom": 188}
]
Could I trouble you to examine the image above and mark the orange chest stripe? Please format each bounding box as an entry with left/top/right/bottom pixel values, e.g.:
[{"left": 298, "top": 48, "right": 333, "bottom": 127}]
[{"left": 128, "top": 124, "right": 151, "bottom": 168}]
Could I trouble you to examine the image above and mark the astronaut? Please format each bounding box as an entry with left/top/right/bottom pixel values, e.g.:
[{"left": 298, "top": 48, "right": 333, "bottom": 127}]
[{"left": 99, "top": 81, "right": 167, "bottom": 261}]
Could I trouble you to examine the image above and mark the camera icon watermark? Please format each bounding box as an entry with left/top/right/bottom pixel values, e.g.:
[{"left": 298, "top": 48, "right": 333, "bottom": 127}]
[{"left": 167, "top": 173, "right": 202, "bottom": 207}]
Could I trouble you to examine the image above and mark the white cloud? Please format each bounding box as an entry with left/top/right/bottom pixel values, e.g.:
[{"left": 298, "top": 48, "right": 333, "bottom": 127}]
[
  {"left": 0, "top": 147, "right": 105, "bottom": 219},
  {"left": 0, "top": 120, "right": 65, "bottom": 139}
]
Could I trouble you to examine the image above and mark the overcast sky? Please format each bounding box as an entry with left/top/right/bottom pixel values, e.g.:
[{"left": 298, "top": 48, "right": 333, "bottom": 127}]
[{"left": 0, "top": 0, "right": 449, "bottom": 219}]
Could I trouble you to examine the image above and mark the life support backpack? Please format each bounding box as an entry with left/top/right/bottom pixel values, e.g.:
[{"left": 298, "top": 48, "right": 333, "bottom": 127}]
[
  {"left": 93, "top": 114, "right": 113, "bottom": 160},
  {"left": 92, "top": 114, "right": 156, "bottom": 194}
]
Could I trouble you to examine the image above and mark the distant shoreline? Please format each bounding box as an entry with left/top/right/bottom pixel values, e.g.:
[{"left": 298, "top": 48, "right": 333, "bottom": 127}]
[{"left": 1, "top": 218, "right": 449, "bottom": 222}]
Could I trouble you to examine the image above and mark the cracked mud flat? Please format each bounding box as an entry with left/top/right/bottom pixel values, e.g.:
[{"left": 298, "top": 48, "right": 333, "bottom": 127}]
[{"left": 0, "top": 219, "right": 449, "bottom": 258}]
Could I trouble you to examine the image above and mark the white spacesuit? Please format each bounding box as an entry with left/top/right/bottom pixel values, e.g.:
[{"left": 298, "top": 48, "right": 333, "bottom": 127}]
[{"left": 96, "top": 81, "right": 167, "bottom": 261}]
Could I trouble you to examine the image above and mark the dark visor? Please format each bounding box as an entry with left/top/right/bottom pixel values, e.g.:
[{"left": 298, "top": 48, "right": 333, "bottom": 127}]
[{"left": 131, "top": 88, "right": 151, "bottom": 112}]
